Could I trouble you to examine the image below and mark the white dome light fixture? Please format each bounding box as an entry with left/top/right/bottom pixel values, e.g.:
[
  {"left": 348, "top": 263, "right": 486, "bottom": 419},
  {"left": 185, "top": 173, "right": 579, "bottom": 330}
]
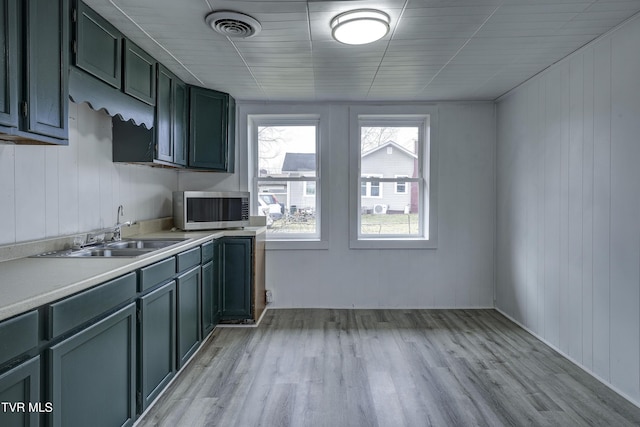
[{"left": 330, "top": 9, "right": 390, "bottom": 45}]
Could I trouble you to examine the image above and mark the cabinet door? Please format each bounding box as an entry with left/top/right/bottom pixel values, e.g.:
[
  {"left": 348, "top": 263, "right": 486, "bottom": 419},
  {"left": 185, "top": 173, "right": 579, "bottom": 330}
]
[
  {"left": 123, "top": 39, "right": 155, "bottom": 106},
  {"left": 0, "top": 357, "right": 40, "bottom": 427},
  {"left": 176, "top": 266, "right": 200, "bottom": 368},
  {"left": 26, "top": 0, "right": 69, "bottom": 139},
  {"left": 188, "top": 86, "right": 230, "bottom": 170},
  {"left": 74, "top": 0, "right": 122, "bottom": 88},
  {"left": 49, "top": 303, "right": 136, "bottom": 427},
  {"left": 173, "top": 78, "right": 188, "bottom": 166},
  {"left": 138, "top": 281, "right": 176, "bottom": 413},
  {"left": 201, "top": 258, "right": 220, "bottom": 336},
  {"left": 226, "top": 95, "right": 236, "bottom": 173},
  {"left": 155, "top": 65, "right": 186, "bottom": 166},
  {"left": 0, "top": 0, "right": 18, "bottom": 128},
  {"left": 221, "top": 238, "right": 252, "bottom": 320},
  {"left": 155, "top": 65, "right": 173, "bottom": 163}
]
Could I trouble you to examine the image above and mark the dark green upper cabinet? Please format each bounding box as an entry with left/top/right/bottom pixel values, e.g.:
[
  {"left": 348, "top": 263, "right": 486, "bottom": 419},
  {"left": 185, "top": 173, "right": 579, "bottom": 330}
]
[
  {"left": 0, "top": 0, "right": 68, "bottom": 144},
  {"left": 188, "top": 86, "right": 235, "bottom": 172},
  {"left": 173, "top": 79, "right": 188, "bottom": 165},
  {"left": 26, "top": 0, "right": 69, "bottom": 140},
  {"left": 0, "top": 0, "right": 18, "bottom": 129},
  {"left": 72, "top": 1, "right": 157, "bottom": 119},
  {"left": 123, "top": 39, "right": 156, "bottom": 106},
  {"left": 155, "top": 65, "right": 186, "bottom": 166},
  {"left": 74, "top": 0, "right": 122, "bottom": 89}
]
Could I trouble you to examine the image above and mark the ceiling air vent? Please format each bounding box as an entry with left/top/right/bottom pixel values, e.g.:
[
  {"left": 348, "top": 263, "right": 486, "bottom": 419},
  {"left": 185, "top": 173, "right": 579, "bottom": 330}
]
[{"left": 205, "top": 11, "right": 262, "bottom": 39}]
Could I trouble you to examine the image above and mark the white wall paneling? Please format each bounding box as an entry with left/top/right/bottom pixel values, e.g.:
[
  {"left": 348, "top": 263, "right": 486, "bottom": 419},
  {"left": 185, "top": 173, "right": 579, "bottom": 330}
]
[
  {"left": 235, "top": 101, "right": 496, "bottom": 309},
  {"left": 0, "top": 102, "right": 178, "bottom": 246},
  {"left": 496, "top": 15, "right": 640, "bottom": 405}
]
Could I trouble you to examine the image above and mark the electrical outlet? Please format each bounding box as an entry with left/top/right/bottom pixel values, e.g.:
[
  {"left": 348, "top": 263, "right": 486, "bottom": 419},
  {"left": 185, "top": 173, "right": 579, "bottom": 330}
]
[{"left": 265, "top": 289, "right": 273, "bottom": 304}]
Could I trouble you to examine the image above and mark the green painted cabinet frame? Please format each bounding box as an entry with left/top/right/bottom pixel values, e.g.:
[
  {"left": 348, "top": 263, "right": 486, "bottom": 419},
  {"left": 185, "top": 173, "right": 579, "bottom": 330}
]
[
  {"left": 176, "top": 266, "right": 201, "bottom": 369},
  {"left": 138, "top": 280, "right": 176, "bottom": 413},
  {"left": 74, "top": 0, "right": 122, "bottom": 89},
  {"left": 188, "top": 86, "right": 235, "bottom": 172},
  {"left": 25, "top": 0, "right": 69, "bottom": 140},
  {"left": 0, "top": 0, "right": 68, "bottom": 143},
  {"left": 0, "top": 356, "right": 40, "bottom": 427},
  {"left": 48, "top": 303, "right": 137, "bottom": 427},
  {"left": 0, "top": 0, "right": 18, "bottom": 129},
  {"left": 220, "top": 237, "right": 252, "bottom": 320},
  {"left": 123, "top": 39, "right": 156, "bottom": 106},
  {"left": 156, "top": 64, "right": 187, "bottom": 166},
  {"left": 201, "top": 259, "right": 220, "bottom": 336}
]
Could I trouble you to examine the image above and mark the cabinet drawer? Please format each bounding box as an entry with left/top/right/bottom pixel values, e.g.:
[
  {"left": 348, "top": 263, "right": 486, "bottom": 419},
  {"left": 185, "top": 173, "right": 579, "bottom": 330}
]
[
  {"left": 139, "top": 257, "right": 176, "bottom": 292},
  {"left": 0, "top": 311, "right": 39, "bottom": 366},
  {"left": 201, "top": 240, "right": 214, "bottom": 263},
  {"left": 176, "top": 247, "right": 201, "bottom": 272},
  {"left": 48, "top": 272, "right": 136, "bottom": 339}
]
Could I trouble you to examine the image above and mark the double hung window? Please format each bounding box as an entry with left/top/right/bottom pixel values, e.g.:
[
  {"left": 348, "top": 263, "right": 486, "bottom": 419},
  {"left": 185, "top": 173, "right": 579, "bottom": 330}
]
[
  {"left": 349, "top": 106, "right": 438, "bottom": 249},
  {"left": 249, "top": 115, "right": 322, "bottom": 242}
]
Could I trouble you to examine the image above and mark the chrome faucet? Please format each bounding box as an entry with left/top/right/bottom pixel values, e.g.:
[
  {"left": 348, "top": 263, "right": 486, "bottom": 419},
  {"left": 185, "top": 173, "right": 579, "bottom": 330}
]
[
  {"left": 113, "top": 205, "right": 132, "bottom": 241},
  {"left": 117, "top": 205, "right": 124, "bottom": 225}
]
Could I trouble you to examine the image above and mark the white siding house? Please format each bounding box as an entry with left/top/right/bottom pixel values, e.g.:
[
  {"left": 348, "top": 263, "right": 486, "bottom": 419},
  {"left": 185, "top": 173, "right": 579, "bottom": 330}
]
[
  {"left": 361, "top": 141, "right": 417, "bottom": 213},
  {"left": 281, "top": 153, "right": 316, "bottom": 212}
]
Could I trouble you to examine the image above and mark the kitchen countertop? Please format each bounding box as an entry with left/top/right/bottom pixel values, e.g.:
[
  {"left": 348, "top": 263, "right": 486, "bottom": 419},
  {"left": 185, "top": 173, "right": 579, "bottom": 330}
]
[{"left": 0, "top": 227, "right": 265, "bottom": 322}]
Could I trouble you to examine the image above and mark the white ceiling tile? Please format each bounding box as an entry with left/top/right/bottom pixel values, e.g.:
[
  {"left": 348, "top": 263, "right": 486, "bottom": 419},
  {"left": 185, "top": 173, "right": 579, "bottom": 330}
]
[{"left": 80, "top": 0, "right": 640, "bottom": 101}]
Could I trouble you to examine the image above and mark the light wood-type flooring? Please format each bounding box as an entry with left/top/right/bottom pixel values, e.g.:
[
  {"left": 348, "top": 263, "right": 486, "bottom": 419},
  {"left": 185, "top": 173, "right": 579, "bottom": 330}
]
[{"left": 136, "top": 309, "right": 640, "bottom": 426}]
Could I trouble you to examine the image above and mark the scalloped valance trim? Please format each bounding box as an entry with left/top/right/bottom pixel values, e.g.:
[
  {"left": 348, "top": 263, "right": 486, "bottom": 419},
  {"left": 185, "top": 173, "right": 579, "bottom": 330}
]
[{"left": 69, "top": 67, "right": 155, "bottom": 129}]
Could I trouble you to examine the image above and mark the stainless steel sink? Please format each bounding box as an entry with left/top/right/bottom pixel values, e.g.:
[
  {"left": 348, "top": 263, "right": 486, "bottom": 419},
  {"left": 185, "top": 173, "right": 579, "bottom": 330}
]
[
  {"left": 105, "top": 239, "right": 186, "bottom": 250},
  {"left": 66, "top": 248, "right": 153, "bottom": 257},
  {"left": 33, "top": 238, "right": 188, "bottom": 258}
]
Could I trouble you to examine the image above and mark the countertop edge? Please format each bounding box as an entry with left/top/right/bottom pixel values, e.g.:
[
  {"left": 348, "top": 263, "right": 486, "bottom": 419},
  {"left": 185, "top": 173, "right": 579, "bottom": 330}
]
[{"left": 0, "top": 227, "right": 265, "bottom": 322}]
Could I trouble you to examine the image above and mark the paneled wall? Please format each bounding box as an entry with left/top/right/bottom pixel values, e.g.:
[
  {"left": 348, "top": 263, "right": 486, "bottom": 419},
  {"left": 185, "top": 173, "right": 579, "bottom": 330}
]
[
  {"left": 219, "top": 102, "right": 497, "bottom": 309},
  {"left": 496, "top": 16, "right": 640, "bottom": 404},
  {"left": 0, "top": 102, "right": 178, "bottom": 245}
]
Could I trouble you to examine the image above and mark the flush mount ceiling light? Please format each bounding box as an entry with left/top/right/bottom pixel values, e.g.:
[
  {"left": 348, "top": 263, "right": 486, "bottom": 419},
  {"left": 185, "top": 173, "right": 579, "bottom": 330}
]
[
  {"left": 330, "top": 9, "right": 390, "bottom": 45},
  {"left": 205, "top": 11, "right": 262, "bottom": 39}
]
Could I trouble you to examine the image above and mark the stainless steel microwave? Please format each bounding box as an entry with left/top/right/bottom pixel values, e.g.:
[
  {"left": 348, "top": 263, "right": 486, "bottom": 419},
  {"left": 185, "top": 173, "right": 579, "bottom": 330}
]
[{"left": 173, "top": 191, "right": 250, "bottom": 230}]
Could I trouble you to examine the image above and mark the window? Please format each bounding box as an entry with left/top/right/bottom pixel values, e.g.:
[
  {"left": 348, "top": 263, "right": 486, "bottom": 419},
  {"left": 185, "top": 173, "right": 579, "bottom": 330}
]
[
  {"left": 349, "top": 106, "right": 437, "bottom": 249},
  {"left": 395, "top": 175, "right": 408, "bottom": 194},
  {"left": 246, "top": 111, "right": 329, "bottom": 248},
  {"left": 361, "top": 174, "right": 382, "bottom": 198},
  {"left": 304, "top": 181, "right": 316, "bottom": 197}
]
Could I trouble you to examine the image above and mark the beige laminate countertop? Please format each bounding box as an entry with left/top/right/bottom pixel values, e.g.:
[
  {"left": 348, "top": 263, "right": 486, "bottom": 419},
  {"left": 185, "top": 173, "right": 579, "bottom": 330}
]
[{"left": 0, "top": 227, "right": 265, "bottom": 322}]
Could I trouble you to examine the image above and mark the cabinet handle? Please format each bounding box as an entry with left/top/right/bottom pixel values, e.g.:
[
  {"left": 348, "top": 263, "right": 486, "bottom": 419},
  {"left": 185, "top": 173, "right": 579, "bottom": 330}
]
[{"left": 20, "top": 102, "right": 28, "bottom": 118}]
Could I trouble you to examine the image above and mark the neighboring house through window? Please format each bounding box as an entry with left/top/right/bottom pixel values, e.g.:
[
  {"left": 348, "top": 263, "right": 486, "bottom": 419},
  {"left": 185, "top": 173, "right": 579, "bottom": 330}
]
[
  {"left": 245, "top": 110, "right": 329, "bottom": 248},
  {"left": 349, "top": 106, "right": 438, "bottom": 249}
]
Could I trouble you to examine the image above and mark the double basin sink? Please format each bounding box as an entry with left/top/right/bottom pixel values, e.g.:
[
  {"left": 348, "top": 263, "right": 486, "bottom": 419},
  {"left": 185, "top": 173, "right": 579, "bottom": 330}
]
[{"left": 35, "top": 238, "right": 188, "bottom": 258}]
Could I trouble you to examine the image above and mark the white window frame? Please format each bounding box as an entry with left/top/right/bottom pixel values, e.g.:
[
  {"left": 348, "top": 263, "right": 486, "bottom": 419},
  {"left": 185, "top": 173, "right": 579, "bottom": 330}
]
[
  {"left": 349, "top": 105, "right": 438, "bottom": 249},
  {"left": 241, "top": 105, "right": 330, "bottom": 250},
  {"left": 361, "top": 174, "right": 383, "bottom": 198},
  {"left": 394, "top": 175, "right": 409, "bottom": 194}
]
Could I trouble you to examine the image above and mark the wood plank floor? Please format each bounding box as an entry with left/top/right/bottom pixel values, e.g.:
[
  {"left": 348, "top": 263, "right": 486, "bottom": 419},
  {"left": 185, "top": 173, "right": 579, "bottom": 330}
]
[{"left": 136, "top": 309, "right": 640, "bottom": 426}]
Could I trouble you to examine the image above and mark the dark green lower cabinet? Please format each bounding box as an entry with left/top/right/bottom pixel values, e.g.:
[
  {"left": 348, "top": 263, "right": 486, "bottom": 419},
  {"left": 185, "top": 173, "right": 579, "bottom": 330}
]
[
  {"left": 138, "top": 281, "right": 176, "bottom": 413},
  {"left": 48, "top": 303, "right": 136, "bottom": 427},
  {"left": 201, "top": 258, "right": 220, "bottom": 336},
  {"left": 221, "top": 237, "right": 252, "bottom": 320},
  {"left": 176, "top": 266, "right": 200, "bottom": 369},
  {"left": 0, "top": 357, "right": 40, "bottom": 427}
]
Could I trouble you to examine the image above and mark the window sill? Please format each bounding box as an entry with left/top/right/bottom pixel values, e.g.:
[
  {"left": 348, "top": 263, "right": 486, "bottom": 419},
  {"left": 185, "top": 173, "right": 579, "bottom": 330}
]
[
  {"left": 265, "top": 239, "right": 329, "bottom": 251},
  {"left": 349, "top": 238, "right": 437, "bottom": 250}
]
